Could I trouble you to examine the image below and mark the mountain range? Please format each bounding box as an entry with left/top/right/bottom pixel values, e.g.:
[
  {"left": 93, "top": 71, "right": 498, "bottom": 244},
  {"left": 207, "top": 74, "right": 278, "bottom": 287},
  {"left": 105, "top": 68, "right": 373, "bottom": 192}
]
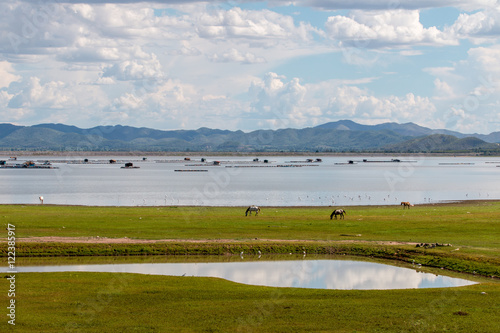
[{"left": 0, "top": 120, "right": 499, "bottom": 153}]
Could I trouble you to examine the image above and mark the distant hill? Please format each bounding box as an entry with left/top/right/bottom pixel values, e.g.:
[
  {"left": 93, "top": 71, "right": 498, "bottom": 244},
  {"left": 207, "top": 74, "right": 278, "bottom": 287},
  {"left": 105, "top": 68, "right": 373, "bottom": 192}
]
[
  {"left": 0, "top": 124, "right": 23, "bottom": 140},
  {"left": 384, "top": 134, "right": 500, "bottom": 153},
  {"left": 316, "top": 120, "right": 469, "bottom": 138},
  {"left": 0, "top": 121, "right": 499, "bottom": 153}
]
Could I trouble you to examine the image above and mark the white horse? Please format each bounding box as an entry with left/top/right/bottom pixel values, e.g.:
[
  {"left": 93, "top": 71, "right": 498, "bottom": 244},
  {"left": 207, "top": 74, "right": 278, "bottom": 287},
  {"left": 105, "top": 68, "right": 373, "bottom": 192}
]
[
  {"left": 245, "top": 205, "right": 261, "bottom": 216},
  {"left": 330, "top": 209, "right": 346, "bottom": 220},
  {"left": 39, "top": 196, "right": 44, "bottom": 204}
]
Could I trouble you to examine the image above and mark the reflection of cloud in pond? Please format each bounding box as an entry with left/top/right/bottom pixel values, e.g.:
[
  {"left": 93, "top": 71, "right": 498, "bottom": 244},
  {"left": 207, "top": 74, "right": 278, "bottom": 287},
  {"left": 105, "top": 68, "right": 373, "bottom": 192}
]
[{"left": 9, "top": 260, "right": 476, "bottom": 290}]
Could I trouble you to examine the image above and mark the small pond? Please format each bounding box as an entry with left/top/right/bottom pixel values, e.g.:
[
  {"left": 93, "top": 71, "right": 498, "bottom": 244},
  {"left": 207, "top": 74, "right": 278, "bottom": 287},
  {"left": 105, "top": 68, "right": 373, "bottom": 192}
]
[{"left": 5, "top": 259, "right": 477, "bottom": 290}]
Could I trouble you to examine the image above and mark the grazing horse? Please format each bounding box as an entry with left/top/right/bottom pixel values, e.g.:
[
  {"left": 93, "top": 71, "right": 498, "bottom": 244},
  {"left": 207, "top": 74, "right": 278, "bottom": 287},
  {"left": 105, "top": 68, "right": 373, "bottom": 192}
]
[
  {"left": 245, "top": 205, "right": 261, "bottom": 216},
  {"left": 401, "top": 202, "right": 413, "bottom": 209},
  {"left": 330, "top": 209, "right": 346, "bottom": 220}
]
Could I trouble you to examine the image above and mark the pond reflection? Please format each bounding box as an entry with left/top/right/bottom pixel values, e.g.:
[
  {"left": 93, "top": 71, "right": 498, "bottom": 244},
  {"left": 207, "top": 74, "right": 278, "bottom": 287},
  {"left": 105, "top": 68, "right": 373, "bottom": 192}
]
[{"left": 9, "top": 259, "right": 476, "bottom": 290}]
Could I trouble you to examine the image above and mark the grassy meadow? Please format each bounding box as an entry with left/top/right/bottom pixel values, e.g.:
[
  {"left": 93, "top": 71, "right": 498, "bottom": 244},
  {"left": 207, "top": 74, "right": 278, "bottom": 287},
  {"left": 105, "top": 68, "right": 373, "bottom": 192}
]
[
  {"left": 1, "top": 201, "right": 499, "bottom": 332},
  {"left": 1, "top": 201, "right": 499, "bottom": 246},
  {"left": 4, "top": 272, "right": 499, "bottom": 332}
]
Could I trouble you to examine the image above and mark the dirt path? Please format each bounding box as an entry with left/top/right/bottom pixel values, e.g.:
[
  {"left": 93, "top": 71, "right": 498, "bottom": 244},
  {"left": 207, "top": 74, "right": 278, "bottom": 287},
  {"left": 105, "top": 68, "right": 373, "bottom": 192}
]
[{"left": 14, "top": 236, "right": 418, "bottom": 246}]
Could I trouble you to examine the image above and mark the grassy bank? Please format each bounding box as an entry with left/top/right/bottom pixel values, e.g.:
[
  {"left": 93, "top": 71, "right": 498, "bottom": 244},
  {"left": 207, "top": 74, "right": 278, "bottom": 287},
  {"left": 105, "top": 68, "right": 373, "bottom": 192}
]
[
  {"left": 11, "top": 241, "right": 500, "bottom": 278},
  {"left": 1, "top": 201, "right": 499, "bottom": 276}
]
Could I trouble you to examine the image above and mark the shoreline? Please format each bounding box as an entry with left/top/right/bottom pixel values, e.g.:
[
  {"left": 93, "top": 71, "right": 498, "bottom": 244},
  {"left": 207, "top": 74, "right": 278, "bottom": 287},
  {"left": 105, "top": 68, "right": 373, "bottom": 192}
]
[{"left": 1, "top": 199, "right": 498, "bottom": 208}]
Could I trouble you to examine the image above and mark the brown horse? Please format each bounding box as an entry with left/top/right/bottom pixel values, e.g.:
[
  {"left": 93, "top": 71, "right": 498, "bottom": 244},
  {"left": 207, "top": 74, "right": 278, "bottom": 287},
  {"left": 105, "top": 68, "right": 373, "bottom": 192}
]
[{"left": 401, "top": 202, "right": 413, "bottom": 209}]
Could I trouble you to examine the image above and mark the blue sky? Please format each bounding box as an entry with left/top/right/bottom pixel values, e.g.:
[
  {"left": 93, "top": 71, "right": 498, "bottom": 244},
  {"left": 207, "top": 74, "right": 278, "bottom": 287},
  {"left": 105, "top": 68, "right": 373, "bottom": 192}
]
[{"left": 1, "top": 1, "right": 500, "bottom": 134}]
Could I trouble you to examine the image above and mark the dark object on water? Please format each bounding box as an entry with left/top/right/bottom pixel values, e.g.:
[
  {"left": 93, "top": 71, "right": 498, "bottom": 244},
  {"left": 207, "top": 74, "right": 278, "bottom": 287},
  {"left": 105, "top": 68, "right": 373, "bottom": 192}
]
[
  {"left": 362, "top": 159, "right": 403, "bottom": 163},
  {"left": 121, "top": 162, "right": 139, "bottom": 169}
]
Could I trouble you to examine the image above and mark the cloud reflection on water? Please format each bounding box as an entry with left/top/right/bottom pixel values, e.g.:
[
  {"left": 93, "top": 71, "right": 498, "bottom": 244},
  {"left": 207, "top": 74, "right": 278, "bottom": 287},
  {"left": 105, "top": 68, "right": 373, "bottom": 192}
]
[{"left": 10, "top": 260, "right": 476, "bottom": 290}]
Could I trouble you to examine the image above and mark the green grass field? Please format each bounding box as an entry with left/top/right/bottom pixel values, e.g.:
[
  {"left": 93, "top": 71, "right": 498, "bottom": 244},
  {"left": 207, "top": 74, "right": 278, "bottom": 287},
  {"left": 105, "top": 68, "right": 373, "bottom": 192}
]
[
  {"left": 1, "top": 202, "right": 499, "bottom": 332},
  {"left": 2, "top": 202, "right": 499, "bottom": 246},
  {"left": 3, "top": 272, "right": 498, "bottom": 332}
]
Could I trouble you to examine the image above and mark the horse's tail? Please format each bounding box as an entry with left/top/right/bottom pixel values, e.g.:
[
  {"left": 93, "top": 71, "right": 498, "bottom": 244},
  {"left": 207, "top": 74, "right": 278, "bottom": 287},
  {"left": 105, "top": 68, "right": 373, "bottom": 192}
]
[{"left": 343, "top": 210, "right": 346, "bottom": 215}]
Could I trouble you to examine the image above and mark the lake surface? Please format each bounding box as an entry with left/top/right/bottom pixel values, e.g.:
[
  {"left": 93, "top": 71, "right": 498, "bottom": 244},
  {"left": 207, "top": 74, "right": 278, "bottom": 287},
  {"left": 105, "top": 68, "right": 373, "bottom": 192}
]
[
  {"left": 1, "top": 155, "right": 499, "bottom": 206},
  {"left": 3, "top": 259, "right": 476, "bottom": 290}
]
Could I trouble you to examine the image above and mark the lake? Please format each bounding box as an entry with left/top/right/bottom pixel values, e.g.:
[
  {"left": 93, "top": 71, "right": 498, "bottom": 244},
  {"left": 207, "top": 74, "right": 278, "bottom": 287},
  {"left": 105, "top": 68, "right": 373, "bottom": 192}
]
[
  {"left": 1, "top": 155, "right": 499, "bottom": 206},
  {"left": 2, "top": 258, "right": 477, "bottom": 290}
]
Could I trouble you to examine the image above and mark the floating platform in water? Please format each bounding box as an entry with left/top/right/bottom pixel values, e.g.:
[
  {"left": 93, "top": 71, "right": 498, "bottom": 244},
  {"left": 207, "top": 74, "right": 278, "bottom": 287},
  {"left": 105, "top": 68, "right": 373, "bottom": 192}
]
[
  {"left": 174, "top": 169, "right": 208, "bottom": 172},
  {"left": 225, "top": 164, "right": 317, "bottom": 168},
  {"left": 0, "top": 165, "right": 58, "bottom": 169},
  {"left": 439, "top": 163, "right": 475, "bottom": 165},
  {"left": 286, "top": 159, "right": 322, "bottom": 163},
  {"left": 0, "top": 161, "right": 58, "bottom": 169},
  {"left": 121, "top": 162, "right": 139, "bottom": 169},
  {"left": 361, "top": 159, "right": 413, "bottom": 163}
]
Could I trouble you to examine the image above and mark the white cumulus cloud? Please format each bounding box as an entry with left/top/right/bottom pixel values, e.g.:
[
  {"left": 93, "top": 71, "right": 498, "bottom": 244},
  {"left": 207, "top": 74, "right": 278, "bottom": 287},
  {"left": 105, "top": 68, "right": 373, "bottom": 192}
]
[
  {"left": 102, "top": 54, "right": 163, "bottom": 81},
  {"left": 325, "top": 10, "right": 456, "bottom": 48},
  {"left": 0, "top": 61, "right": 21, "bottom": 88}
]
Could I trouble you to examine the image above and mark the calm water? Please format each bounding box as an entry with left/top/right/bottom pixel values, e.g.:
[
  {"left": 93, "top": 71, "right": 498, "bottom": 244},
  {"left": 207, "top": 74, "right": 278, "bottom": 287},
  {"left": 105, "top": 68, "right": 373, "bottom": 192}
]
[
  {"left": 1, "top": 155, "right": 499, "bottom": 206},
  {"left": 2, "top": 259, "right": 476, "bottom": 290}
]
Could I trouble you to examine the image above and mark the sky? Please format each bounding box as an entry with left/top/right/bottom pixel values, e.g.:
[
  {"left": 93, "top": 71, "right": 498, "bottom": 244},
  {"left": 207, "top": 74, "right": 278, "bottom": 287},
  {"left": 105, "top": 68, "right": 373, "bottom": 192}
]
[{"left": 1, "top": 1, "right": 500, "bottom": 134}]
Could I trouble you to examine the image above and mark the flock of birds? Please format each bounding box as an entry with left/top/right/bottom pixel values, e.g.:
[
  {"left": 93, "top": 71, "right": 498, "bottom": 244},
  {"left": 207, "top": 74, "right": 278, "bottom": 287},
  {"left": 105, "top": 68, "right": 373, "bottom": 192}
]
[
  {"left": 36, "top": 191, "right": 490, "bottom": 206},
  {"left": 239, "top": 249, "right": 307, "bottom": 260}
]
